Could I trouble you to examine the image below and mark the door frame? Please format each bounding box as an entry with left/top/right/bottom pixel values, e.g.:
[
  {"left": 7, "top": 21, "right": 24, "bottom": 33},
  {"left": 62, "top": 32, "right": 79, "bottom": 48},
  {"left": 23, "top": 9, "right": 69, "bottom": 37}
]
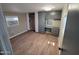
[
  {"left": 58, "top": 4, "right": 68, "bottom": 55},
  {"left": 26, "top": 12, "right": 39, "bottom": 32}
]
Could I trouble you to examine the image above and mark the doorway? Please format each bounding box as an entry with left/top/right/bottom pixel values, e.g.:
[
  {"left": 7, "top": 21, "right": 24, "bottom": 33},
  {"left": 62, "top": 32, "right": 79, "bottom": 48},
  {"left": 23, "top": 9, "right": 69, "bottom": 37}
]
[{"left": 29, "top": 13, "right": 35, "bottom": 31}]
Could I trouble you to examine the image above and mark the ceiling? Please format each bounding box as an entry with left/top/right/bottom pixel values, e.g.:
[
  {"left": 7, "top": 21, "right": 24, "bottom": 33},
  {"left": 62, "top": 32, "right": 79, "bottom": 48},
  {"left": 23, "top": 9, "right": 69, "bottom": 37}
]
[
  {"left": 1, "top": 3, "right": 66, "bottom": 13},
  {"left": 69, "top": 4, "right": 79, "bottom": 10}
]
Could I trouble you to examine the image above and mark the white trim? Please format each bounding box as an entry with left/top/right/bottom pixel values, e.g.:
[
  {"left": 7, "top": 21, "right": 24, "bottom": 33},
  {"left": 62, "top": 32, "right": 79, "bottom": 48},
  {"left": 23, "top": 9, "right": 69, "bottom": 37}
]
[
  {"left": 9, "top": 30, "right": 28, "bottom": 39},
  {"left": 26, "top": 13, "right": 30, "bottom": 30},
  {"left": 35, "top": 12, "right": 39, "bottom": 32}
]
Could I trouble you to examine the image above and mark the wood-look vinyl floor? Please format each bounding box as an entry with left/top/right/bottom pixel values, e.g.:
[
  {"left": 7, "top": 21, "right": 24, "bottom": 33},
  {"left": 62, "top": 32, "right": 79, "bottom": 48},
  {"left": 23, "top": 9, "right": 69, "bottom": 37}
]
[{"left": 10, "top": 31, "right": 58, "bottom": 55}]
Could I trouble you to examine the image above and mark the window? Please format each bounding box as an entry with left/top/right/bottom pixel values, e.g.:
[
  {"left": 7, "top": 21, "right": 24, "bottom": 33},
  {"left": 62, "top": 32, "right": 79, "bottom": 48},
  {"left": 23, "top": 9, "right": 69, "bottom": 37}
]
[{"left": 5, "top": 16, "right": 19, "bottom": 27}]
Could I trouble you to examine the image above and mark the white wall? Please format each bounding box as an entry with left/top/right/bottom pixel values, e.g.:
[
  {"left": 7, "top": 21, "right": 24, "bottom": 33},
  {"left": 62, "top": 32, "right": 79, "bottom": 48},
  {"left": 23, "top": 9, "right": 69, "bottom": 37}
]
[
  {"left": 35, "top": 12, "right": 38, "bottom": 32},
  {"left": 4, "top": 12, "right": 28, "bottom": 39},
  {"left": 58, "top": 4, "right": 69, "bottom": 54}
]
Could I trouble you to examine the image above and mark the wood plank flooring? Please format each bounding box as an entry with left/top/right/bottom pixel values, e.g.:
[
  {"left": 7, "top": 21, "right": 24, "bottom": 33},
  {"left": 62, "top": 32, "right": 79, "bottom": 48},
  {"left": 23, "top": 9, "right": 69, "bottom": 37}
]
[{"left": 10, "top": 31, "right": 58, "bottom": 55}]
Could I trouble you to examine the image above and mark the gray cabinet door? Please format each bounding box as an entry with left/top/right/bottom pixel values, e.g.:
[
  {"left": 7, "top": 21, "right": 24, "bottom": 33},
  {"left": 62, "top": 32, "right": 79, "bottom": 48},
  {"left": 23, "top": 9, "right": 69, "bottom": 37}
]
[
  {"left": 61, "top": 10, "right": 79, "bottom": 55},
  {"left": 38, "top": 12, "right": 46, "bottom": 32}
]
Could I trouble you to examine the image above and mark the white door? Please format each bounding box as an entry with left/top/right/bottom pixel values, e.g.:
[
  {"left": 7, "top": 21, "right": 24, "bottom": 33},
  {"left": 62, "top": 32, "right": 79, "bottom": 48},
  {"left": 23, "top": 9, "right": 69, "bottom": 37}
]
[{"left": 0, "top": 5, "right": 13, "bottom": 55}]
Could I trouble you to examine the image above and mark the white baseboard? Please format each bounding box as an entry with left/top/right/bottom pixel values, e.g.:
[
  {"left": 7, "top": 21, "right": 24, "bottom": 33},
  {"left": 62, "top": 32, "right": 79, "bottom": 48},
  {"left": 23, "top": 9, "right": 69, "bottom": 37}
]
[{"left": 9, "top": 30, "right": 28, "bottom": 39}]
